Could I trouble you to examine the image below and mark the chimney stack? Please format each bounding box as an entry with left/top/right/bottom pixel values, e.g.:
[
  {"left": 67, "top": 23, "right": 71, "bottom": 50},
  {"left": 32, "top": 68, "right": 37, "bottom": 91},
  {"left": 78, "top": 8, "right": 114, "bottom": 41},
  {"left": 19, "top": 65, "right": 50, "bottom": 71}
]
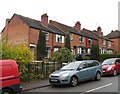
[
  {"left": 5, "top": 19, "right": 10, "bottom": 26},
  {"left": 97, "top": 27, "right": 102, "bottom": 36},
  {"left": 41, "top": 13, "right": 48, "bottom": 26},
  {"left": 74, "top": 21, "right": 81, "bottom": 31}
]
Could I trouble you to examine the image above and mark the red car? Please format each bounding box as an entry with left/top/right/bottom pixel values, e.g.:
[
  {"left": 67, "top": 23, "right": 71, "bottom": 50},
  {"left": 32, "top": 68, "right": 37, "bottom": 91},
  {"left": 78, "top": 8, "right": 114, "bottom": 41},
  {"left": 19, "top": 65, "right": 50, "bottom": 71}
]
[
  {"left": 102, "top": 58, "right": 120, "bottom": 76},
  {"left": 0, "top": 60, "right": 22, "bottom": 94}
]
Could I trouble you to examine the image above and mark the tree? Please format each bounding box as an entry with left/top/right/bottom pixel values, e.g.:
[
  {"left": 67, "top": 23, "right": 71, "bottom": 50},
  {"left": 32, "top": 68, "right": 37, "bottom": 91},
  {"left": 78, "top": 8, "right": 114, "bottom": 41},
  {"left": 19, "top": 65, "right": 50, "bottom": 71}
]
[
  {"left": 37, "top": 31, "right": 47, "bottom": 61},
  {"left": 51, "top": 48, "right": 74, "bottom": 67},
  {"left": 64, "top": 33, "right": 71, "bottom": 51},
  {"left": 90, "top": 43, "right": 100, "bottom": 61}
]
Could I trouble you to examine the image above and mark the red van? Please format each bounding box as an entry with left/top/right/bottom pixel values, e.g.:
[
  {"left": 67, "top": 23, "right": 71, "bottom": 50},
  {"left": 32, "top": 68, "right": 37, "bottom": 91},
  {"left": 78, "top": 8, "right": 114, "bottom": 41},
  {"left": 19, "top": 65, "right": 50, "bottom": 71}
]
[{"left": 0, "top": 60, "right": 22, "bottom": 94}]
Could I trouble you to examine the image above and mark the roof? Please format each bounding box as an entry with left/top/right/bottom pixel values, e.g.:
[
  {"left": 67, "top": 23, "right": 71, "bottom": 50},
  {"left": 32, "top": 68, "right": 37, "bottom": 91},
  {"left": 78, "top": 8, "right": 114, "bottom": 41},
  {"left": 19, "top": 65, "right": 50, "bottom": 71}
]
[
  {"left": 48, "top": 24, "right": 65, "bottom": 35},
  {"left": 106, "top": 30, "right": 120, "bottom": 39},
  {"left": 15, "top": 14, "right": 55, "bottom": 33},
  {"left": 54, "top": 21, "right": 98, "bottom": 40},
  {"left": 81, "top": 28, "right": 98, "bottom": 40},
  {"left": 55, "top": 21, "right": 80, "bottom": 35},
  {"left": 89, "top": 30, "right": 112, "bottom": 41}
]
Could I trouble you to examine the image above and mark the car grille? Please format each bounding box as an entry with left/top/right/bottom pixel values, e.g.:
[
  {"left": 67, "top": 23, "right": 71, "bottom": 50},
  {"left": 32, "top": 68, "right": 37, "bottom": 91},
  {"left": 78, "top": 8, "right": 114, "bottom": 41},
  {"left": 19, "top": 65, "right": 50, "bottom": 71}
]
[{"left": 51, "top": 75, "right": 59, "bottom": 78}]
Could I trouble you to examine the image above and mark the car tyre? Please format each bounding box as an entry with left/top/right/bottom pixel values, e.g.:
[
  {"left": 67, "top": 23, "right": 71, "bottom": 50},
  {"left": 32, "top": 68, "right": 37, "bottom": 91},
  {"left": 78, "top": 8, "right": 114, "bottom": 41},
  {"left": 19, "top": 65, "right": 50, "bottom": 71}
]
[
  {"left": 113, "top": 69, "right": 117, "bottom": 76},
  {"left": 2, "top": 88, "right": 13, "bottom": 94},
  {"left": 95, "top": 72, "right": 101, "bottom": 81},
  {"left": 70, "top": 76, "right": 78, "bottom": 87}
]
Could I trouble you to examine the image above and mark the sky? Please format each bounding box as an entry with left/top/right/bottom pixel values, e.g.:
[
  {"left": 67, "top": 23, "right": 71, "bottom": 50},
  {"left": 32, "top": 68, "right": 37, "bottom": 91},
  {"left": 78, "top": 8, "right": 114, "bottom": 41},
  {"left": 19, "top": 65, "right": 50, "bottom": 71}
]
[{"left": 0, "top": 0, "right": 119, "bottom": 35}]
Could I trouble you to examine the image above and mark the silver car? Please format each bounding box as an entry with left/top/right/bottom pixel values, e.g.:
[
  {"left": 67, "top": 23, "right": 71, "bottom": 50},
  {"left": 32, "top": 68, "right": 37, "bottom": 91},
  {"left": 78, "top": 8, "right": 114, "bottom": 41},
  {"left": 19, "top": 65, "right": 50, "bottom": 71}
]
[{"left": 49, "top": 60, "right": 102, "bottom": 87}]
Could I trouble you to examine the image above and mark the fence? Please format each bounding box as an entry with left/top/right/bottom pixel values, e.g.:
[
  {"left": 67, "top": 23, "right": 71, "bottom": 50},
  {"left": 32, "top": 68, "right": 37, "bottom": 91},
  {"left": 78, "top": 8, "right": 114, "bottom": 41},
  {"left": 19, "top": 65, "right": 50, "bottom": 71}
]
[{"left": 19, "top": 61, "right": 61, "bottom": 82}]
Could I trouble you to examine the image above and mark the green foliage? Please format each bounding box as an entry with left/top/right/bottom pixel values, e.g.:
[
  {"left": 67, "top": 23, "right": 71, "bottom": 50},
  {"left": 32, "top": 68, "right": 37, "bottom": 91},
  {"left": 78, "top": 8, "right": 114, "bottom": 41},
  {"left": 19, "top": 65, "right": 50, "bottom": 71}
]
[
  {"left": 51, "top": 48, "right": 74, "bottom": 66},
  {"left": 2, "top": 40, "right": 32, "bottom": 82},
  {"left": 37, "top": 31, "right": 47, "bottom": 61},
  {"left": 64, "top": 33, "right": 71, "bottom": 51},
  {"left": 90, "top": 43, "right": 100, "bottom": 61},
  {"left": 100, "top": 54, "right": 120, "bottom": 62}
]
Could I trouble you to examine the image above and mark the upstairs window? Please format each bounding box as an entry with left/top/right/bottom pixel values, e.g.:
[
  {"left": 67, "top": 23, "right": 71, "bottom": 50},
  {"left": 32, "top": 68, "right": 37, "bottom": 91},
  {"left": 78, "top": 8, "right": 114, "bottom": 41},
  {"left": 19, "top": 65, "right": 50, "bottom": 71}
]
[
  {"left": 79, "top": 36, "right": 84, "bottom": 42},
  {"left": 45, "top": 32, "right": 49, "bottom": 40},
  {"left": 108, "top": 41, "right": 111, "bottom": 47},
  {"left": 42, "top": 31, "right": 49, "bottom": 40},
  {"left": 56, "top": 34, "right": 64, "bottom": 43},
  {"left": 70, "top": 33, "right": 73, "bottom": 41},
  {"left": 102, "top": 40, "right": 106, "bottom": 45},
  {"left": 88, "top": 39, "right": 92, "bottom": 44}
]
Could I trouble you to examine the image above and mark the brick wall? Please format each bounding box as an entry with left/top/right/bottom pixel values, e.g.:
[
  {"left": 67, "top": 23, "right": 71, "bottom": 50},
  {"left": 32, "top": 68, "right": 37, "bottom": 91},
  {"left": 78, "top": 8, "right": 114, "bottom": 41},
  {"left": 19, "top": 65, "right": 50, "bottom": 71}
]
[
  {"left": 2, "top": 15, "right": 29, "bottom": 46},
  {"left": 111, "top": 38, "right": 120, "bottom": 54}
]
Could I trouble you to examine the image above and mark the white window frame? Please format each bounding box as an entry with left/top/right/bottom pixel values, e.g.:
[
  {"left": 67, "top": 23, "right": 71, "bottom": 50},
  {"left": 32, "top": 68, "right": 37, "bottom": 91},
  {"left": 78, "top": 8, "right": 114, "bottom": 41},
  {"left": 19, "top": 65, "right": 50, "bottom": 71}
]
[
  {"left": 70, "top": 33, "right": 73, "bottom": 41},
  {"left": 88, "top": 39, "right": 92, "bottom": 44},
  {"left": 54, "top": 48, "right": 59, "bottom": 52},
  {"left": 46, "top": 47, "right": 50, "bottom": 58},
  {"left": 45, "top": 32, "right": 49, "bottom": 40},
  {"left": 56, "top": 34, "right": 64, "bottom": 43},
  {"left": 79, "top": 36, "right": 84, "bottom": 42},
  {"left": 102, "top": 40, "right": 106, "bottom": 45},
  {"left": 42, "top": 31, "right": 49, "bottom": 41},
  {"left": 108, "top": 41, "right": 111, "bottom": 47}
]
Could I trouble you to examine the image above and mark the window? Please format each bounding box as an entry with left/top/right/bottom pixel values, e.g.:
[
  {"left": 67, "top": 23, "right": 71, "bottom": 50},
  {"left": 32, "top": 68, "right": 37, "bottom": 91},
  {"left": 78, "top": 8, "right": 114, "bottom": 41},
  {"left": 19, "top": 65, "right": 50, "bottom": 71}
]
[
  {"left": 108, "top": 41, "right": 111, "bottom": 47},
  {"left": 42, "top": 31, "right": 49, "bottom": 40},
  {"left": 81, "top": 48, "right": 85, "bottom": 54},
  {"left": 45, "top": 32, "right": 49, "bottom": 40},
  {"left": 102, "top": 40, "right": 106, "bottom": 45},
  {"left": 87, "top": 63, "right": 93, "bottom": 67},
  {"left": 56, "top": 34, "right": 64, "bottom": 43},
  {"left": 88, "top": 39, "right": 92, "bottom": 44},
  {"left": 46, "top": 47, "right": 50, "bottom": 58},
  {"left": 54, "top": 48, "right": 59, "bottom": 52},
  {"left": 70, "top": 33, "right": 73, "bottom": 40},
  {"left": 79, "top": 63, "right": 87, "bottom": 69},
  {"left": 92, "top": 61, "right": 99, "bottom": 66},
  {"left": 79, "top": 36, "right": 84, "bottom": 42}
]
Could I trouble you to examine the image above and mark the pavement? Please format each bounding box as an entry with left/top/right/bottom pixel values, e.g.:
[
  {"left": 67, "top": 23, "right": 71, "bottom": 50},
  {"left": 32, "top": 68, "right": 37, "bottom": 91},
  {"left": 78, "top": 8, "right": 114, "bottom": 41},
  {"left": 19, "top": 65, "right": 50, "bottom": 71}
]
[{"left": 21, "top": 78, "right": 51, "bottom": 91}]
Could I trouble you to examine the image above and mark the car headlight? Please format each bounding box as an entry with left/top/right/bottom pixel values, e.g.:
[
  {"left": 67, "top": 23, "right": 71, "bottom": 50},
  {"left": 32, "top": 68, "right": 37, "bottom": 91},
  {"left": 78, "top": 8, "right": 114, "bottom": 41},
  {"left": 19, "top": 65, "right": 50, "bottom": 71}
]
[
  {"left": 59, "top": 73, "right": 70, "bottom": 80},
  {"left": 107, "top": 66, "right": 112, "bottom": 71}
]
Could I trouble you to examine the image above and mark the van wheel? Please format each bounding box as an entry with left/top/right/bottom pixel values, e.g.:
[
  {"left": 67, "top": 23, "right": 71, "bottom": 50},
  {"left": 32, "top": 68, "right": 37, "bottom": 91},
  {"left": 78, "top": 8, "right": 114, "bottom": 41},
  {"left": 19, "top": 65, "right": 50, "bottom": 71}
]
[
  {"left": 70, "top": 76, "right": 78, "bottom": 87},
  {"left": 95, "top": 72, "right": 101, "bottom": 81},
  {"left": 2, "top": 89, "right": 13, "bottom": 94}
]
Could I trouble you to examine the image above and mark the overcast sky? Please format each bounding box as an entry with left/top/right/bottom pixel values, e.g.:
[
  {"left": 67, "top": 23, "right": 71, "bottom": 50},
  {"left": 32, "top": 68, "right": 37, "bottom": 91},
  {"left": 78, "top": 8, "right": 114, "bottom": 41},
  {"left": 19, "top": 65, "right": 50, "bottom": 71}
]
[{"left": 0, "top": 0, "right": 119, "bottom": 35}]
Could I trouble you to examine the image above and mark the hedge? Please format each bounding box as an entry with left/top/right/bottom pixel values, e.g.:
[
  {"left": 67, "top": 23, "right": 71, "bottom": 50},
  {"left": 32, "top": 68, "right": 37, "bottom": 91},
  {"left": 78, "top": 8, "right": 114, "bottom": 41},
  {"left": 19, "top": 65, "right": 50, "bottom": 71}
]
[{"left": 100, "top": 54, "right": 120, "bottom": 62}]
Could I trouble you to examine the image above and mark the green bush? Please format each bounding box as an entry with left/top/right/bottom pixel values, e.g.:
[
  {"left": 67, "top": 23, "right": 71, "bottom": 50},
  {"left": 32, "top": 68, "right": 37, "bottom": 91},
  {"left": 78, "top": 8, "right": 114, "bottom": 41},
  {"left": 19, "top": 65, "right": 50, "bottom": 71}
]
[
  {"left": 100, "top": 54, "right": 120, "bottom": 62},
  {"left": 2, "top": 40, "right": 32, "bottom": 82},
  {"left": 50, "top": 47, "right": 74, "bottom": 67}
]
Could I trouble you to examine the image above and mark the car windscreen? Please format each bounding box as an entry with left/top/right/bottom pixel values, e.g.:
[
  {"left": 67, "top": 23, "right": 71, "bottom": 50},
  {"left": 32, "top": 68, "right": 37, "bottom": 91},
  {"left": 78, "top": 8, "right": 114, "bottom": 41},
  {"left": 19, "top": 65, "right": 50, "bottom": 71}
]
[
  {"left": 102, "top": 59, "right": 116, "bottom": 65},
  {"left": 61, "top": 62, "right": 80, "bottom": 70}
]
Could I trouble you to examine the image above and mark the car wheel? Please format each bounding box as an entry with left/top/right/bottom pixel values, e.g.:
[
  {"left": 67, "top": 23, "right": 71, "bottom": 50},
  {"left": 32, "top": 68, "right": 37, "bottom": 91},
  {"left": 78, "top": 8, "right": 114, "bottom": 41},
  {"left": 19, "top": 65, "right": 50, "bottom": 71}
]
[
  {"left": 2, "top": 88, "right": 13, "bottom": 94},
  {"left": 70, "top": 76, "right": 78, "bottom": 87},
  {"left": 95, "top": 72, "right": 101, "bottom": 81},
  {"left": 113, "top": 69, "right": 117, "bottom": 76}
]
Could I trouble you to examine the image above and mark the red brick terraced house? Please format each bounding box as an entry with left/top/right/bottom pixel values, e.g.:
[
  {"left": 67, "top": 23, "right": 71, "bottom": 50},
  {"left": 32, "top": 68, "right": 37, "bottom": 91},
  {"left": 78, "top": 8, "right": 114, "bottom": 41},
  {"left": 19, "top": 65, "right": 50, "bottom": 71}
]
[
  {"left": 1, "top": 13, "right": 114, "bottom": 60},
  {"left": 106, "top": 30, "right": 120, "bottom": 54},
  {"left": 81, "top": 27, "right": 113, "bottom": 54},
  {"left": 50, "top": 21, "right": 98, "bottom": 55},
  {"left": 1, "top": 13, "right": 65, "bottom": 60}
]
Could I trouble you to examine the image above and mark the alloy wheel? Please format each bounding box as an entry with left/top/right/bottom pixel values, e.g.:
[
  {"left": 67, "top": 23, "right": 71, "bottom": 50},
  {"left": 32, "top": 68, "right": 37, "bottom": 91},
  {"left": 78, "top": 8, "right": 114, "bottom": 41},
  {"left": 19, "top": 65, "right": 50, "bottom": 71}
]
[{"left": 70, "top": 76, "right": 78, "bottom": 87}]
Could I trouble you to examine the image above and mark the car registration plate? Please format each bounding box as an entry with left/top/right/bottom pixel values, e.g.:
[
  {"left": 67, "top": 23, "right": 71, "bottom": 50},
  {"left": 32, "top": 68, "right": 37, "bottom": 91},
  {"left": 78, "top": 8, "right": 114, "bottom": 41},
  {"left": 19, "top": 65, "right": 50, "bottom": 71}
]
[{"left": 51, "top": 79, "right": 58, "bottom": 82}]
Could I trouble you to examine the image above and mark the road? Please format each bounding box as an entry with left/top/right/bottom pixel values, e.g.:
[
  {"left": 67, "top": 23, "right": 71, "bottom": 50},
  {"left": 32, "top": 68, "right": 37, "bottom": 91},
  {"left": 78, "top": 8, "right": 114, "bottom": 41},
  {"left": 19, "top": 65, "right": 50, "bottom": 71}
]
[{"left": 25, "top": 75, "right": 119, "bottom": 93}]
